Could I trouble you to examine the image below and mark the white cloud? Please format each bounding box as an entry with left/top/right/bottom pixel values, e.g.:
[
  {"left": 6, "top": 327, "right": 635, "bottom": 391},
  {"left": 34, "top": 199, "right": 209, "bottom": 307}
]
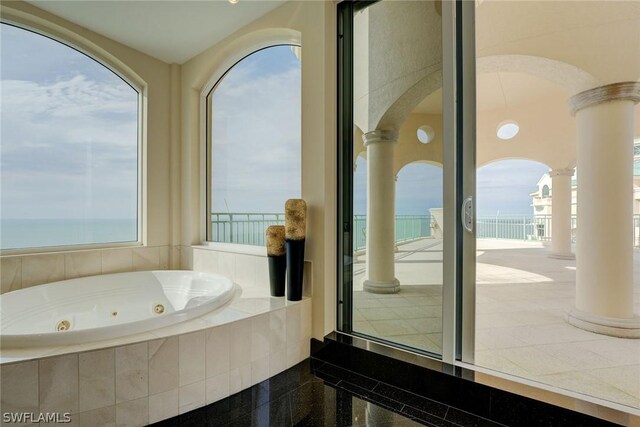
[
  {"left": 210, "top": 50, "right": 301, "bottom": 213},
  {"left": 1, "top": 76, "right": 136, "bottom": 117},
  {"left": 1, "top": 74, "right": 138, "bottom": 219}
]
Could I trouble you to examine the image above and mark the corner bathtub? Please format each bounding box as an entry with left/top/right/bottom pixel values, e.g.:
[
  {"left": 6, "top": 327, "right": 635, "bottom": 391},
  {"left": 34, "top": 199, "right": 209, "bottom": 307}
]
[{"left": 0, "top": 270, "right": 236, "bottom": 348}]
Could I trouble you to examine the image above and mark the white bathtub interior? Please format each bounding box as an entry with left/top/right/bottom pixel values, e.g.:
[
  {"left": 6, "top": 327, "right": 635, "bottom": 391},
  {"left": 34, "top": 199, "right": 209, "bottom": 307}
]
[{"left": 0, "top": 270, "right": 236, "bottom": 348}]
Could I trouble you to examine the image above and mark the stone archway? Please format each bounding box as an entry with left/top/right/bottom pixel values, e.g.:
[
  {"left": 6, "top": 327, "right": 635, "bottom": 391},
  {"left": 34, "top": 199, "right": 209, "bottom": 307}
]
[
  {"left": 477, "top": 55, "right": 601, "bottom": 96},
  {"left": 396, "top": 161, "right": 444, "bottom": 239}
]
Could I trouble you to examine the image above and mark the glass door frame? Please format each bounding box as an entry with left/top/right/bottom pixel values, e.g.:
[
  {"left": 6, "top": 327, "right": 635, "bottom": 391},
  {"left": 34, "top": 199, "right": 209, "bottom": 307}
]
[{"left": 336, "top": 0, "right": 476, "bottom": 365}]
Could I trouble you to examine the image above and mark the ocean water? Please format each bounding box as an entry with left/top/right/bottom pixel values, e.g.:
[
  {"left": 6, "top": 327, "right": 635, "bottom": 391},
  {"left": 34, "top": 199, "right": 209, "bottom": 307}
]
[{"left": 0, "top": 219, "right": 137, "bottom": 250}]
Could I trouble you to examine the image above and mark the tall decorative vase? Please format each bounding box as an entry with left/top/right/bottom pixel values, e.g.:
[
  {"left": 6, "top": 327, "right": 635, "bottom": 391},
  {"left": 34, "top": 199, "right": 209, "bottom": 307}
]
[
  {"left": 285, "top": 199, "right": 306, "bottom": 301},
  {"left": 266, "top": 225, "right": 286, "bottom": 297}
]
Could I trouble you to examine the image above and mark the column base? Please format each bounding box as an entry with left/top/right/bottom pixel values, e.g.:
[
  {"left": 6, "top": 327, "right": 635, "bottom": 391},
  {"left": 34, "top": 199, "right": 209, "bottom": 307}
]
[
  {"left": 363, "top": 278, "right": 400, "bottom": 294},
  {"left": 565, "top": 307, "right": 640, "bottom": 338},
  {"left": 548, "top": 252, "right": 575, "bottom": 260}
]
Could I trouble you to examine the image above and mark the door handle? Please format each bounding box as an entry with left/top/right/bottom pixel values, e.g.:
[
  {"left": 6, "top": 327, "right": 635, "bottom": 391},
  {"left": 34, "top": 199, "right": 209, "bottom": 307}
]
[{"left": 462, "top": 196, "right": 473, "bottom": 233}]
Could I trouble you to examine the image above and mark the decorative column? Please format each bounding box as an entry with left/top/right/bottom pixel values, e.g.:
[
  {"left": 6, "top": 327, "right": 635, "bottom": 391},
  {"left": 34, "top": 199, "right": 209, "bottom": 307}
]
[
  {"left": 362, "top": 129, "right": 400, "bottom": 293},
  {"left": 549, "top": 168, "right": 575, "bottom": 259},
  {"left": 566, "top": 82, "right": 640, "bottom": 338}
]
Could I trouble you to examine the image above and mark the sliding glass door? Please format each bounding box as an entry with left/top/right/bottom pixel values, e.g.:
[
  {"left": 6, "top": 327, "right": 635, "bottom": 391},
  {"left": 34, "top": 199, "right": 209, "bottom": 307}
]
[{"left": 338, "top": 0, "right": 476, "bottom": 363}]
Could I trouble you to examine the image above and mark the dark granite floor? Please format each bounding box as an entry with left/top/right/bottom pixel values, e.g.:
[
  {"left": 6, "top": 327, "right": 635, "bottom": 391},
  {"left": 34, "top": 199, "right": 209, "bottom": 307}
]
[{"left": 152, "top": 358, "right": 505, "bottom": 427}]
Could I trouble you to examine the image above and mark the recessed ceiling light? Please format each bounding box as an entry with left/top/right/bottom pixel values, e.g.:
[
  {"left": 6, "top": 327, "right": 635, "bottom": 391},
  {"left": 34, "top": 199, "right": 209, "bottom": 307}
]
[
  {"left": 229, "top": 0, "right": 239, "bottom": 4},
  {"left": 497, "top": 121, "right": 519, "bottom": 140},
  {"left": 417, "top": 125, "right": 435, "bottom": 144}
]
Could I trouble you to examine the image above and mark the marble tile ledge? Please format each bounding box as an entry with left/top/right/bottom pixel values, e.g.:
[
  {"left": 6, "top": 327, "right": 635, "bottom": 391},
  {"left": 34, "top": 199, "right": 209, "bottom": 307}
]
[{"left": 0, "top": 284, "right": 310, "bottom": 365}]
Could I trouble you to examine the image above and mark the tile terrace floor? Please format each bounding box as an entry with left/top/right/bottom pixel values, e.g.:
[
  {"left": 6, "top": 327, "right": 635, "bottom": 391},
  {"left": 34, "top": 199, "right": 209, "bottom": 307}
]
[{"left": 352, "top": 238, "right": 640, "bottom": 409}]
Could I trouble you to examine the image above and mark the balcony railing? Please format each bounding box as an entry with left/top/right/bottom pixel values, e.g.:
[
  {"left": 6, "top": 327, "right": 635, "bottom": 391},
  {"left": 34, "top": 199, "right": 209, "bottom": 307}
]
[
  {"left": 211, "top": 213, "right": 433, "bottom": 248},
  {"left": 353, "top": 214, "right": 432, "bottom": 251},
  {"left": 211, "top": 212, "right": 640, "bottom": 248},
  {"left": 477, "top": 215, "right": 554, "bottom": 241},
  {"left": 211, "top": 213, "right": 285, "bottom": 246},
  {"left": 478, "top": 214, "right": 640, "bottom": 247}
]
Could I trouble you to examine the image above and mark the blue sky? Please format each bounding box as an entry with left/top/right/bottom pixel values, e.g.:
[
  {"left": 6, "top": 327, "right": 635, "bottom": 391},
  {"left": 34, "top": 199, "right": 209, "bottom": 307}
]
[
  {"left": 210, "top": 45, "right": 301, "bottom": 213},
  {"left": 1, "top": 23, "right": 138, "bottom": 220},
  {"left": 477, "top": 160, "right": 549, "bottom": 215},
  {"left": 355, "top": 156, "right": 548, "bottom": 216}
]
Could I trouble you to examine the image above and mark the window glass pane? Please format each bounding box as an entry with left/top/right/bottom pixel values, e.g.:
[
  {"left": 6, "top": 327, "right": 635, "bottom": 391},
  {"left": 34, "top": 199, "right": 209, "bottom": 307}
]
[
  {"left": 350, "top": 0, "right": 444, "bottom": 355},
  {"left": 208, "top": 45, "right": 301, "bottom": 246},
  {"left": 0, "top": 24, "right": 139, "bottom": 250},
  {"left": 474, "top": 1, "right": 640, "bottom": 409}
]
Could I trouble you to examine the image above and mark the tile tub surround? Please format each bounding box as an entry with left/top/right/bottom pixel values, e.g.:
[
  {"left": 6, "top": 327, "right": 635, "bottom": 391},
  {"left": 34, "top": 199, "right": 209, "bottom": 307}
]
[
  {"left": 191, "top": 245, "right": 312, "bottom": 297},
  {"left": 0, "top": 296, "right": 312, "bottom": 426},
  {"left": 0, "top": 245, "right": 171, "bottom": 294}
]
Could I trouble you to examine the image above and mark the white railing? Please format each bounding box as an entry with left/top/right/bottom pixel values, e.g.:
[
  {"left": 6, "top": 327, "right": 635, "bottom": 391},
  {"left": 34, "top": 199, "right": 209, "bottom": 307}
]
[
  {"left": 477, "top": 215, "right": 552, "bottom": 241},
  {"left": 211, "top": 213, "right": 284, "bottom": 246},
  {"left": 353, "top": 215, "right": 432, "bottom": 251},
  {"left": 212, "top": 213, "right": 431, "bottom": 248},
  {"left": 211, "top": 213, "right": 640, "bottom": 248},
  {"left": 478, "top": 214, "right": 640, "bottom": 247}
]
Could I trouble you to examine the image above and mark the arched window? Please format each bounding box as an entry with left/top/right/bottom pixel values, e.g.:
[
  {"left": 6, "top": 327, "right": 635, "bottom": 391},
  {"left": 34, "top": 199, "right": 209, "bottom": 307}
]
[
  {"left": 541, "top": 185, "right": 550, "bottom": 198},
  {"left": 205, "top": 45, "right": 301, "bottom": 246},
  {"left": 0, "top": 23, "right": 140, "bottom": 250}
]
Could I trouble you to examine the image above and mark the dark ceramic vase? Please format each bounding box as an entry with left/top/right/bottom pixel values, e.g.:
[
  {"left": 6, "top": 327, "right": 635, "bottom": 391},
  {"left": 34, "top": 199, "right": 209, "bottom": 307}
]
[
  {"left": 267, "top": 255, "right": 286, "bottom": 297},
  {"left": 285, "top": 239, "right": 305, "bottom": 301}
]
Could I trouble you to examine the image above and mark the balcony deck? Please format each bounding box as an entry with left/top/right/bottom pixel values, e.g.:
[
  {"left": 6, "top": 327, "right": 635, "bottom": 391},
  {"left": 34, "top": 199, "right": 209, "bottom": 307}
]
[{"left": 352, "top": 238, "right": 640, "bottom": 409}]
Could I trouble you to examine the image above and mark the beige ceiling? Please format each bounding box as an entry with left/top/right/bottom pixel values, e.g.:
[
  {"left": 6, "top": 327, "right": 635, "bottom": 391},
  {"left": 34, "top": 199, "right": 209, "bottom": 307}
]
[
  {"left": 25, "top": 0, "right": 287, "bottom": 64},
  {"left": 413, "top": 71, "right": 567, "bottom": 115},
  {"left": 414, "top": 1, "right": 640, "bottom": 116},
  {"left": 476, "top": 1, "right": 640, "bottom": 85}
]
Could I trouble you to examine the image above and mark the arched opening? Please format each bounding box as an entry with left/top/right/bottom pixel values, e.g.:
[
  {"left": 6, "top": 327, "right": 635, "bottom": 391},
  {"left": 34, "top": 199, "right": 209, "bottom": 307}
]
[
  {"left": 476, "top": 159, "right": 550, "bottom": 239},
  {"left": 396, "top": 161, "right": 443, "bottom": 240},
  {"left": 205, "top": 44, "right": 301, "bottom": 246},
  {"left": 0, "top": 23, "right": 140, "bottom": 250},
  {"left": 352, "top": 157, "right": 444, "bottom": 354},
  {"left": 541, "top": 185, "right": 550, "bottom": 198}
]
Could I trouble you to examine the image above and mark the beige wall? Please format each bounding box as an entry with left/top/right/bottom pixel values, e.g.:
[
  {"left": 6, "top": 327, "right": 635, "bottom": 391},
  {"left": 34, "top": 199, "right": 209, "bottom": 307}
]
[
  {"left": 0, "top": 2, "right": 175, "bottom": 291},
  {"left": 180, "top": 1, "right": 337, "bottom": 340}
]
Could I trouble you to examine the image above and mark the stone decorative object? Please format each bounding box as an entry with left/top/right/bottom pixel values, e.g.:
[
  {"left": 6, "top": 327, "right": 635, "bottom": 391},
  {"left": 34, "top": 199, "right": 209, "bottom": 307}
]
[
  {"left": 284, "top": 199, "right": 306, "bottom": 301},
  {"left": 266, "top": 225, "right": 286, "bottom": 297}
]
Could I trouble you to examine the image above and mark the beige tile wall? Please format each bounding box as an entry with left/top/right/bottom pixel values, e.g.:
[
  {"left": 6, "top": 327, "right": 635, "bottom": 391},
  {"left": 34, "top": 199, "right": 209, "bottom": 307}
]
[
  {"left": 0, "top": 246, "right": 172, "bottom": 294},
  {"left": 0, "top": 299, "right": 312, "bottom": 427},
  {"left": 191, "top": 247, "right": 312, "bottom": 296}
]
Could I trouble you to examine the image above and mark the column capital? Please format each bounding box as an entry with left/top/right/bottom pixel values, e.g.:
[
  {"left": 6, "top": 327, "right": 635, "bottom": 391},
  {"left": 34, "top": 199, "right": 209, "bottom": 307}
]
[
  {"left": 569, "top": 81, "right": 640, "bottom": 115},
  {"left": 549, "top": 168, "right": 574, "bottom": 178},
  {"left": 362, "top": 129, "right": 398, "bottom": 147}
]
